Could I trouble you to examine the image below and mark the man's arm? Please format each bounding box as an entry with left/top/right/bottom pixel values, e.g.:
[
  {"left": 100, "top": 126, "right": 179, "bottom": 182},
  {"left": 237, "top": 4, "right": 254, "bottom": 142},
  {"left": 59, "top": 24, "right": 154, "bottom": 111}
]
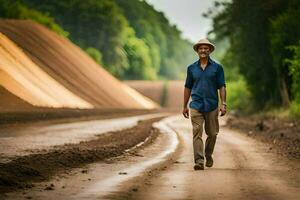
[
  {"left": 219, "top": 86, "right": 227, "bottom": 116},
  {"left": 183, "top": 87, "right": 191, "bottom": 118}
]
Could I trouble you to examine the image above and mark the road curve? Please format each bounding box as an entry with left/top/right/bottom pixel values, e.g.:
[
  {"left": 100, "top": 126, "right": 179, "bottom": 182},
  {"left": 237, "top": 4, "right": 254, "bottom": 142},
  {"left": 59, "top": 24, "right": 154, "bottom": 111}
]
[
  {"left": 3, "top": 115, "right": 180, "bottom": 199},
  {"left": 3, "top": 115, "right": 299, "bottom": 200},
  {"left": 113, "top": 115, "right": 299, "bottom": 200}
]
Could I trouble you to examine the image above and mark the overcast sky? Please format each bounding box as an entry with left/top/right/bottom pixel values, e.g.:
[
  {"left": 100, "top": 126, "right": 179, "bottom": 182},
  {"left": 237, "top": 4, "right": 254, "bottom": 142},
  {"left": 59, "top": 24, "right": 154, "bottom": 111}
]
[{"left": 145, "top": 0, "right": 214, "bottom": 43}]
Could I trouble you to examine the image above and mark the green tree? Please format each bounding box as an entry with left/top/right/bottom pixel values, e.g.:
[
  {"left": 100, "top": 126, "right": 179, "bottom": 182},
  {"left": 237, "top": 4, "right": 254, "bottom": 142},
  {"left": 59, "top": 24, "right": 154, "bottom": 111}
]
[
  {"left": 85, "top": 47, "right": 103, "bottom": 65},
  {"left": 286, "top": 43, "right": 300, "bottom": 117},
  {"left": 270, "top": 0, "right": 300, "bottom": 106},
  {"left": 286, "top": 43, "right": 300, "bottom": 101},
  {"left": 115, "top": 0, "right": 195, "bottom": 79},
  {"left": 23, "top": 0, "right": 130, "bottom": 77},
  {"left": 207, "top": 0, "right": 296, "bottom": 109},
  {"left": 0, "top": 0, "right": 68, "bottom": 37},
  {"left": 123, "top": 27, "right": 156, "bottom": 80}
]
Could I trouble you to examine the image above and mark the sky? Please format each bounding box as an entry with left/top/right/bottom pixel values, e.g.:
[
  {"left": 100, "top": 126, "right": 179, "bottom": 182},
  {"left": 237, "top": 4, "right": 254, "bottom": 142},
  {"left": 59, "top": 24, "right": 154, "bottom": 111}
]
[{"left": 145, "top": 0, "right": 214, "bottom": 43}]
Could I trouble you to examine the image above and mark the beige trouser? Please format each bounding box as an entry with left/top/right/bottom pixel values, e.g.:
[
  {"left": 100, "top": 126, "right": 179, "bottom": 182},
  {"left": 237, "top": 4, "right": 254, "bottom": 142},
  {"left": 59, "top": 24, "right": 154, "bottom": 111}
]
[{"left": 190, "top": 108, "right": 219, "bottom": 164}]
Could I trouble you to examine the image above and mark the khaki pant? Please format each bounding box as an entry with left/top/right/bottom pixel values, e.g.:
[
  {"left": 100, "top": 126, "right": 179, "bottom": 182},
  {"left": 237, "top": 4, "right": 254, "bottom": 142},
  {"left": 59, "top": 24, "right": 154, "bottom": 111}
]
[{"left": 190, "top": 108, "right": 219, "bottom": 164}]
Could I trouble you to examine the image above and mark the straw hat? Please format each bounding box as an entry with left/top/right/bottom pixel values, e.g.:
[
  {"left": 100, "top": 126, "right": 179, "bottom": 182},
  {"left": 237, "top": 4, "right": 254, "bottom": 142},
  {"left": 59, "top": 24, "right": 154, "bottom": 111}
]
[{"left": 193, "top": 38, "right": 215, "bottom": 52}]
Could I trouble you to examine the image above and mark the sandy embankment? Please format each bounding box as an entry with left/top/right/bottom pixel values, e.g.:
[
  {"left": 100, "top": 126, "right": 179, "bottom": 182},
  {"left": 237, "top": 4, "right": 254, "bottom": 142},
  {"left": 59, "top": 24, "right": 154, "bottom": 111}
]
[
  {"left": 0, "top": 33, "right": 92, "bottom": 108},
  {"left": 0, "top": 20, "right": 158, "bottom": 111}
]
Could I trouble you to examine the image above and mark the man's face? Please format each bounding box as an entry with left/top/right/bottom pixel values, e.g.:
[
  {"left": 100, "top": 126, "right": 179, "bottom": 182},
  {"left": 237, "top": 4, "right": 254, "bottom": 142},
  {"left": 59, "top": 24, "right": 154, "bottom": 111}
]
[{"left": 197, "top": 44, "right": 211, "bottom": 58}]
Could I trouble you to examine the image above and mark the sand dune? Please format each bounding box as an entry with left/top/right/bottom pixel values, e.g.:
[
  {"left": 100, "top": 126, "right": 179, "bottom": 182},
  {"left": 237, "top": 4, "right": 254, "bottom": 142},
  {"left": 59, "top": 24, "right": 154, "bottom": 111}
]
[
  {"left": 0, "top": 33, "right": 93, "bottom": 108},
  {"left": 0, "top": 20, "right": 157, "bottom": 109}
]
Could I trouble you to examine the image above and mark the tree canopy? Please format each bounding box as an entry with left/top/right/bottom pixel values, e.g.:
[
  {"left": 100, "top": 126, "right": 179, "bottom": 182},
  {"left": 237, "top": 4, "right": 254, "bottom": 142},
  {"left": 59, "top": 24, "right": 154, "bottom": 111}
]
[
  {"left": 0, "top": 0, "right": 68, "bottom": 37},
  {"left": 206, "top": 0, "right": 300, "bottom": 111}
]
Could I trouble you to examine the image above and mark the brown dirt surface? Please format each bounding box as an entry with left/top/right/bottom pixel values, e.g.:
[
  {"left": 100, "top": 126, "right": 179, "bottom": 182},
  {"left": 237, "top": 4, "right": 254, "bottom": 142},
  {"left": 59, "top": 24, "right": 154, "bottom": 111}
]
[
  {"left": 0, "top": 117, "right": 163, "bottom": 194},
  {"left": 105, "top": 116, "right": 299, "bottom": 200},
  {"left": 0, "top": 20, "right": 157, "bottom": 109},
  {"left": 226, "top": 114, "right": 300, "bottom": 160}
]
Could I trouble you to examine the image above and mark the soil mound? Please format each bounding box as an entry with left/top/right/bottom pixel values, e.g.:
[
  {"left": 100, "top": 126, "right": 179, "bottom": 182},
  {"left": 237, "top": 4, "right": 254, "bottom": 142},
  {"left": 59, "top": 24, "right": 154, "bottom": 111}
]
[
  {"left": 0, "top": 20, "right": 157, "bottom": 109},
  {"left": 0, "top": 32, "right": 92, "bottom": 108}
]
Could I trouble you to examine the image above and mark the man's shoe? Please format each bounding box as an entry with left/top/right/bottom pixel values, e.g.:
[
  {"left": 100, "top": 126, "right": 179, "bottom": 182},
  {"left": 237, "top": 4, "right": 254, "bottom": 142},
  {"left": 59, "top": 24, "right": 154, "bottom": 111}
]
[
  {"left": 206, "top": 156, "right": 213, "bottom": 167},
  {"left": 194, "top": 163, "right": 204, "bottom": 170}
]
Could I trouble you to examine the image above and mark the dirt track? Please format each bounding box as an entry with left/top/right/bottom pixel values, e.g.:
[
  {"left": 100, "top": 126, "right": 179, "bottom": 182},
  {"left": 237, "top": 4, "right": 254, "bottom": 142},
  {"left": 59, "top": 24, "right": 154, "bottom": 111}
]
[
  {"left": 2, "top": 115, "right": 299, "bottom": 199},
  {"left": 0, "top": 116, "right": 164, "bottom": 194},
  {"left": 227, "top": 114, "right": 300, "bottom": 160}
]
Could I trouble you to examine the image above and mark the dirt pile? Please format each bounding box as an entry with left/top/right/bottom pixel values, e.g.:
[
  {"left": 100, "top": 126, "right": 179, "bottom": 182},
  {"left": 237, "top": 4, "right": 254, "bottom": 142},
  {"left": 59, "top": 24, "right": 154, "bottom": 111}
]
[
  {"left": 0, "top": 117, "right": 162, "bottom": 194},
  {"left": 227, "top": 115, "right": 300, "bottom": 160},
  {"left": 0, "top": 32, "right": 92, "bottom": 108},
  {"left": 0, "top": 20, "right": 157, "bottom": 109}
]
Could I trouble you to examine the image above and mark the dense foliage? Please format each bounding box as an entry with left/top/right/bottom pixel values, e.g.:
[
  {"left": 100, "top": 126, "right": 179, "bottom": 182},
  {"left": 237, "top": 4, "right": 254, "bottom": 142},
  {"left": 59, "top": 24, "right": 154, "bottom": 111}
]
[
  {"left": 115, "top": 0, "right": 195, "bottom": 79},
  {"left": 18, "top": 0, "right": 195, "bottom": 80},
  {"left": 206, "top": 0, "right": 300, "bottom": 114},
  {"left": 286, "top": 43, "right": 300, "bottom": 117},
  {"left": 0, "top": 0, "right": 68, "bottom": 37}
]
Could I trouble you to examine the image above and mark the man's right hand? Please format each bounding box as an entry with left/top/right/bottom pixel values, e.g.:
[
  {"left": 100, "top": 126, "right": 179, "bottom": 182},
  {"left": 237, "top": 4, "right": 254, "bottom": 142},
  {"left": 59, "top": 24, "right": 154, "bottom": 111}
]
[{"left": 182, "top": 107, "right": 189, "bottom": 119}]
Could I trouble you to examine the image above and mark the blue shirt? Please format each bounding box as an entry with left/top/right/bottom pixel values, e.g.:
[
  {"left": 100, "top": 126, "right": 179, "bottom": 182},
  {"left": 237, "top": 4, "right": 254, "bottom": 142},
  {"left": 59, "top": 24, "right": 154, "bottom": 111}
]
[{"left": 184, "top": 57, "right": 225, "bottom": 112}]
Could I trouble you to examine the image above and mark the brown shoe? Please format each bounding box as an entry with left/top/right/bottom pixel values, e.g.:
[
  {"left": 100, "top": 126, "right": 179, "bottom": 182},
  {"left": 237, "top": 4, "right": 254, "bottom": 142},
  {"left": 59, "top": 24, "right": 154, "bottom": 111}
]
[
  {"left": 205, "top": 156, "right": 213, "bottom": 167},
  {"left": 194, "top": 163, "right": 204, "bottom": 170}
]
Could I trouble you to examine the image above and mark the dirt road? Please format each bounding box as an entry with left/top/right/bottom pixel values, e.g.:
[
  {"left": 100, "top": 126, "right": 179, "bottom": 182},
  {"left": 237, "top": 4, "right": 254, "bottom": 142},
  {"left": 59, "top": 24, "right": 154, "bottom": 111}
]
[
  {"left": 0, "top": 113, "right": 166, "bottom": 162},
  {"left": 3, "top": 115, "right": 300, "bottom": 199},
  {"left": 114, "top": 116, "right": 299, "bottom": 200}
]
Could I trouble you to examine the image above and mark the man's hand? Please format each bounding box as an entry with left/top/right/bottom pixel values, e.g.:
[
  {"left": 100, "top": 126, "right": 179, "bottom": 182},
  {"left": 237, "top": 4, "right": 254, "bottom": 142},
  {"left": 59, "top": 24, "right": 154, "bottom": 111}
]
[
  {"left": 220, "top": 104, "right": 227, "bottom": 116},
  {"left": 182, "top": 107, "right": 189, "bottom": 118}
]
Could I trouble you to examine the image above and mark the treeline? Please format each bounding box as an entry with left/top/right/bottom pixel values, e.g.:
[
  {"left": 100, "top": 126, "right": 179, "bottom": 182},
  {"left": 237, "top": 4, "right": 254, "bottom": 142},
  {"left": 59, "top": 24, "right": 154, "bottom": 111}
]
[
  {"left": 0, "top": 0, "right": 68, "bottom": 37},
  {"left": 206, "top": 0, "right": 300, "bottom": 115},
  {"left": 0, "top": 0, "right": 195, "bottom": 80}
]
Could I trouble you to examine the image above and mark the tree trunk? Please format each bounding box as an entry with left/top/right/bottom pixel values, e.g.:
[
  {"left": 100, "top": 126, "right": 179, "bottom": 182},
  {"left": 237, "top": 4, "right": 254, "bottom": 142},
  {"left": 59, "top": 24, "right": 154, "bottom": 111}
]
[{"left": 279, "top": 78, "right": 290, "bottom": 107}]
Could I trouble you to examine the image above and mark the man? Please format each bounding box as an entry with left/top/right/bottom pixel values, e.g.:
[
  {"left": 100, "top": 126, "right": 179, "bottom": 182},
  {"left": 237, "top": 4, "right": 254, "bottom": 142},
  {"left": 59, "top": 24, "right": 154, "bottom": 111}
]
[{"left": 183, "top": 38, "right": 226, "bottom": 170}]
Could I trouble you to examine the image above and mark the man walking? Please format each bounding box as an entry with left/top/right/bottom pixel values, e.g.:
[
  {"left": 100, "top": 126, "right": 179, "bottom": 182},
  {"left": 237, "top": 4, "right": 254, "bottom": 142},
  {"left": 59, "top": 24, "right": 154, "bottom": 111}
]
[{"left": 183, "top": 38, "right": 226, "bottom": 170}]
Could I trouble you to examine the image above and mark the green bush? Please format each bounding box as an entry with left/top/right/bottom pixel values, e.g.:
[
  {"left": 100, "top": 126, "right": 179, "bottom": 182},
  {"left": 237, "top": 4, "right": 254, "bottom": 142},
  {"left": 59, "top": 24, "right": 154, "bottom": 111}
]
[
  {"left": 289, "top": 101, "right": 300, "bottom": 118},
  {"left": 286, "top": 43, "right": 300, "bottom": 118},
  {"left": 85, "top": 47, "right": 103, "bottom": 65},
  {"left": 286, "top": 43, "right": 300, "bottom": 101},
  {"left": 226, "top": 79, "right": 253, "bottom": 113}
]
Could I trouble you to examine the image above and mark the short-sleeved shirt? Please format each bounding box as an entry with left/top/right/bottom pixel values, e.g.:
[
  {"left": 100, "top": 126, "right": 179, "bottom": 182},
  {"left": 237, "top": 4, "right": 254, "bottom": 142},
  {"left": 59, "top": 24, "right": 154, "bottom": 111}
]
[{"left": 184, "top": 57, "right": 225, "bottom": 112}]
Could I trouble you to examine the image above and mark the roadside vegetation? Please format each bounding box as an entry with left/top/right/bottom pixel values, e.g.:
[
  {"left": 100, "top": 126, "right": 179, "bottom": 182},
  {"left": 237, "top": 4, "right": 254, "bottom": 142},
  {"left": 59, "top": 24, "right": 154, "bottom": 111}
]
[
  {"left": 0, "top": 0, "right": 68, "bottom": 37},
  {"left": 205, "top": 0, "right": 300, "bottom": 117}
]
